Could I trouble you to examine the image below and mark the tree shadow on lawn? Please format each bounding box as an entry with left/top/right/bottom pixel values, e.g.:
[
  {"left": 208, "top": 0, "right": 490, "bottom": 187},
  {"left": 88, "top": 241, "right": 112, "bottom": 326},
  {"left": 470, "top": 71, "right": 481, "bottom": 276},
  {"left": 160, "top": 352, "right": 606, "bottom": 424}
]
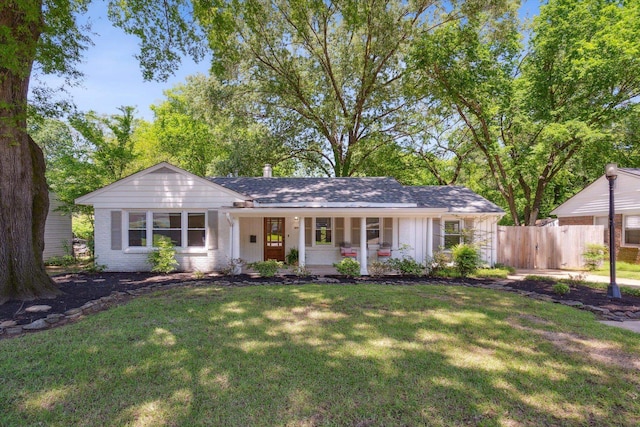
[{"left": 1, "top": 285, "right": 639, "bottom": 426}]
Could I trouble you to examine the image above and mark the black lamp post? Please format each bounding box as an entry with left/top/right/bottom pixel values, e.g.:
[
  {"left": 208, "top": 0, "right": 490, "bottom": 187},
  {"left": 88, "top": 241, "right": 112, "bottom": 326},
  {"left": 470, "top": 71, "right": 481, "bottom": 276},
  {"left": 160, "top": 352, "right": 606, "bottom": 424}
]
[{"left": 606, "top": 163, "right": 621, "bottom": 299}]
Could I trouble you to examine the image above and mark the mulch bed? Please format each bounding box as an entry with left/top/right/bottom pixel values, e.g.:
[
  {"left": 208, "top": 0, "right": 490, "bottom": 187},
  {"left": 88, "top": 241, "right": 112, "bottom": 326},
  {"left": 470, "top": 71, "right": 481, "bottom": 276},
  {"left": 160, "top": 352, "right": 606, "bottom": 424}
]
[{"left": 1, "top": 273, "right": 639, "bottom": 328}]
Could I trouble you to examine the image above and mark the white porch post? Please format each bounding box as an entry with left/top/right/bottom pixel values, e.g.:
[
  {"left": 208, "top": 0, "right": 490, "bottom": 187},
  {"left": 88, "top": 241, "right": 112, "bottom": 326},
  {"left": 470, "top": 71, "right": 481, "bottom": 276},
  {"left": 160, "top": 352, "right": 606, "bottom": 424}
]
[
  {"left": 392, "top": 217, "right": 399, "bottom": 253},
  {"left": 231, "top": 216, "right": 241, "bottom": 273},
  {"left": 298, "top": 217, "right": 306, "bottom": 267},
  {"left": 426, "top": 217, "right": 433, "bottom": 259},
  {"left": 360, "top": 217, "right": 368, "bottom": 275},
  {"left": 491, "top": 219, "right": 498, "bottom": 266}
]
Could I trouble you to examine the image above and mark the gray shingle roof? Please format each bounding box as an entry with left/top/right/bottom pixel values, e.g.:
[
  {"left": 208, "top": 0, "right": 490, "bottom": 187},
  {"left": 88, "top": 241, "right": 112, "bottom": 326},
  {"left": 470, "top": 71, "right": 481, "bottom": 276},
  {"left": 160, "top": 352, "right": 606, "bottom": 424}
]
[
  {"left": 408, "top": 186, "right": 504, "bottom": 213},
  {"left": 209, "top": 177, "right": 414, "bottom": 205},
  {"left": 208, "top": 176, "right": 504, "bottom": 213}
]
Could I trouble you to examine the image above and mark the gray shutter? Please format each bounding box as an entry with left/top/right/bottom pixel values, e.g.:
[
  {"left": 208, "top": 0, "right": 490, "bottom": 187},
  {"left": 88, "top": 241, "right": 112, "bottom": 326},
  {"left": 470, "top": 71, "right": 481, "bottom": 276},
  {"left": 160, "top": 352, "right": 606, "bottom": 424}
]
[
  {"left": 208, "top": 210, "right": 219, "bottom": 250},
  {"left": 111, "top": 211, "right": 122, "bottom": 250},
  {"left": 464, "top": 218, "right": 475, "bottom": 243},
  {"left": 305, "top": 217, "right": 312, "bottom": 247}
]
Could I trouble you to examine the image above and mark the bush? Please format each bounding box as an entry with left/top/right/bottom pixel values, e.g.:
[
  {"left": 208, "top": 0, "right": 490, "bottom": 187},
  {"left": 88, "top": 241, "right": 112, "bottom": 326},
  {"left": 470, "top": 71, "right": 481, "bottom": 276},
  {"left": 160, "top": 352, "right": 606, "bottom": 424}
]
[
  {"left": 368, "top": 260, "right": 391, "bottom": 277},
  {"left": 430, "top": 249, "right": 450, "bottom": 275},
  {"left": 221, "top": 258, "right": 244, "bottom": 276},
  {"left": 249, "top": 260, "right": 283, "bottom": 277},
  {"left": 552, "top": 283, "right": 570, "bottom": 296},
  {"left": 386, "top": 257, "right": 425, "bottom": 276},
  {"left": 147, "top": 236, "right": 179, "bottom": 274},
  {"left": 493, "top": 263, "right": 516, "bottom": 274},
  {"left": 451, "top": 244, "right": 480, "bottom": 277},
  {"left": 45, "top": 255, "right": 76, "bottom": 267},
  {"left": 286, "top": 248, "right": 299, "bottom": 265},
  {"left": 583, "top": 243, "right": 608, "bottom": 271},
  {"left": 333, "top": 257, "right": 361, "bottom": 277},
  {"left": 291, "top": 264, "right": 312, "bottom": 277}
]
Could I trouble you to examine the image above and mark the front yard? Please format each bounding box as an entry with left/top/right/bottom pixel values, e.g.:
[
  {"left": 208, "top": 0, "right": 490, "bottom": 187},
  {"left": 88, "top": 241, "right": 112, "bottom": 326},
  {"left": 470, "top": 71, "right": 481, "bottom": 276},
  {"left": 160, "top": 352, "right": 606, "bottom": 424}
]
[{"left": 1, "top": 283, "right": 639, "bottom": 426}]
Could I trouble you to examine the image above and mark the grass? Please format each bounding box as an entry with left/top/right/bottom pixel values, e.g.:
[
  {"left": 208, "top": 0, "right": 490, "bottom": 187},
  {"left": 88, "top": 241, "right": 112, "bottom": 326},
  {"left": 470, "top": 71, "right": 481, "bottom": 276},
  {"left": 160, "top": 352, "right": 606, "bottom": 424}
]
[
  {"left": 592, "top": 261, "right": 640, "bottom": 281},
  {"left": 1, "top": 283, "right": 640, "bottom": 426}
]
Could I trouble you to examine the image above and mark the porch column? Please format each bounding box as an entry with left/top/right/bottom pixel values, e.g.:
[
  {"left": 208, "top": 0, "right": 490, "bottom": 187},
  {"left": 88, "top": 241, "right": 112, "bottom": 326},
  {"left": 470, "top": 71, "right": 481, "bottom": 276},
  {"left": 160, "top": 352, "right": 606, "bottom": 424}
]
[
  {"left": 392, "top": 217, "right": 399, "bottom": 254},
  {"left": 231, "top": 216, "right": 241, "bottom": 273},
  {"left": 360, "top": 217, "right": 368, "bottom": 275},
  {"left": 298, "top": 217, "right": 306, "bottom": 267},
  {"left": 426, "top": 217, "right": 433, "bottom": 260},
  {"left": 491, "top": 219, "right": 498, "bottom": 266}
]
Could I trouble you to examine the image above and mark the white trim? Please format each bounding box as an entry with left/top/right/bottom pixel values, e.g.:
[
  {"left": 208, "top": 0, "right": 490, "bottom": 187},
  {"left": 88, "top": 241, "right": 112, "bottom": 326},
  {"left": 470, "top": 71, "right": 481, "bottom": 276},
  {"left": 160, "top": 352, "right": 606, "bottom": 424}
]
[
  {"left": 255, "top": 202, "right": 417, "bottom": 208},
  {"left": 123, "top": 209, "right": 208, "bottom": 250},
  {"left": 220, "top": 207, "right": 449, "bottom": 216}
]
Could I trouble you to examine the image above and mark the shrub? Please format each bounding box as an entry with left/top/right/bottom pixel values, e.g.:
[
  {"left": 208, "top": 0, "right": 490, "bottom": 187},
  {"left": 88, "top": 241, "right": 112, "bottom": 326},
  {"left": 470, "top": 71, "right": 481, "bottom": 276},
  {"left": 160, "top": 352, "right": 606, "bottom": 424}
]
[
  {"left": 147, "top": 236, "right": 179, "bottom": 274},
  {"left": 192, "top": 270, "right": 205, "bottom": 280},
  {"left": 430, "top": 249, "right": 450, "bottom": 275},
  {"left": 494, "top": 263, "right": 516, "bottom": 274},
  {"left": 286, "top": 248, "right": 299, "bottom": 265},
  {"left": 583, "top": 243, "right": 608, "bottom": 271},
  {"left": 249, "top": 260, "right": 283, "bottom": 277},
  {"left": 368, "top": 260, "right": 391, "bottom": 277},
  {"left": 451, "top": 244, "right": 480, "bottom": 277},
  {"left": 552, "top": 283, "right": 570, "bottom": 296},
  {"left": 291, "top": 264, "right": 312, "bottom": 277},
  {"left": 333, "top": 257, "right": 361, "bottom": 277},
  {"left": 386, "top": 257, "right": 425, "bottom": 276},
  {"left": 45, "top": 255, "right": 76, "bottom": 267},
  {"left": 221, "top": 258, "right": 244, "bottom": 276}
]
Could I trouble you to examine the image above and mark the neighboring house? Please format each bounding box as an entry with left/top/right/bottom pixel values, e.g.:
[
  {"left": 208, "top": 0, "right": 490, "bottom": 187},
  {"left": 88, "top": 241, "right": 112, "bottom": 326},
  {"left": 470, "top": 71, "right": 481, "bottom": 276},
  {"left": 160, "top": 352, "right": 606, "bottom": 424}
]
[
  {"left": 551, "top": 168, "right": 640, "bottom": 262},
  {"left": 44, "top": 193, "right": 73, "bottom": 260},
  {"left": 75, "top": 162, "right": 504, "bottom": 274}
]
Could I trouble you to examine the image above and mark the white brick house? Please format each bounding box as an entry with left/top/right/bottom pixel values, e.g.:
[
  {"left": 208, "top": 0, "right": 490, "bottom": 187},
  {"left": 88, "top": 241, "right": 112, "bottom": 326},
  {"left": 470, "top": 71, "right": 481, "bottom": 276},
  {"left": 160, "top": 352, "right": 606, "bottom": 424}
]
[{"left": 76, "top": 162, "right": 504, "bottom": 273}]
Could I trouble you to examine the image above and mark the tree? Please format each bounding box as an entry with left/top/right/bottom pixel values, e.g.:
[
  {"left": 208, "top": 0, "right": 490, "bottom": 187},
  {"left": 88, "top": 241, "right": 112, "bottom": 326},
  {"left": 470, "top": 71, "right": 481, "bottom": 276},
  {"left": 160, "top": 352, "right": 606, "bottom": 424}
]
[
  {"left": 412, "top": 0, "right": 640, "bottom": 225},
  {"left": 202, "top": 0, "right": 500, "bottom": 177},
  {"left": 0, "top": 0, "right": 203, "bottom": 302}
]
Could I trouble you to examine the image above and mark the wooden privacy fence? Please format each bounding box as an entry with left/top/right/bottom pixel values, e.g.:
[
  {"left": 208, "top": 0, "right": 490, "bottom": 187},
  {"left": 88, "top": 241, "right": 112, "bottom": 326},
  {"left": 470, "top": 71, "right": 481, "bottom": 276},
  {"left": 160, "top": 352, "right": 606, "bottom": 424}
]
[{"left": 497, "top": 225, "right": 604, "bottom": 269}]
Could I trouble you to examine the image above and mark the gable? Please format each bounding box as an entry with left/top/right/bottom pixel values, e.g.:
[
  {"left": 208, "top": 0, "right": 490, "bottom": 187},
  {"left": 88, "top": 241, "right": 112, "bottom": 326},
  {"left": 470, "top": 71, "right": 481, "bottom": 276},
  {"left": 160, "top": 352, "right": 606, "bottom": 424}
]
[
  {"left": 76, "top": 163, "right": 246, "bottom": 209},
  {"left": 552, "top": 171, "right": 640, "bottom": 216}
]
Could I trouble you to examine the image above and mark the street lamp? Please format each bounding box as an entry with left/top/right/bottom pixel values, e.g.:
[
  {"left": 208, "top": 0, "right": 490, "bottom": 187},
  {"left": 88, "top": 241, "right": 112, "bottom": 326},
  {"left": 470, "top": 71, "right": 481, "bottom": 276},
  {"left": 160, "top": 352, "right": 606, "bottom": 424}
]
[{"left": 605, "top": 163, "right": 621, "bottom": 299}]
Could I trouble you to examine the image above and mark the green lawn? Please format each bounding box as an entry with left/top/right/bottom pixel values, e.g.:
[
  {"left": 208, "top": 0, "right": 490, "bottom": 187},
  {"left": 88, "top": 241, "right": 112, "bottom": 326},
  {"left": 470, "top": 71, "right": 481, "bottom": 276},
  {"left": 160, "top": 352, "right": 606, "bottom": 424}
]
[
  {"left": 1, "top": 284, "right": 639, "bottom": 426},
  {"left": 592, "top": 261, "right": 640, "bottom": 281}
]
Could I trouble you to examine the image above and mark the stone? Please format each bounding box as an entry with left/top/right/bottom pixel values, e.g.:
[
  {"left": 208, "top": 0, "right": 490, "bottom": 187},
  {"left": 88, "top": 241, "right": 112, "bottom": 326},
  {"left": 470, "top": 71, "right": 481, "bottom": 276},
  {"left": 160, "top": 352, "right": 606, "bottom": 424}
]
[
  {"left": 25, "top": 305, "right": 52, "bottom": 313},
  {"left": 627, "top": 311, "right": 640, "bottom": 319},
  {"left": 45, "top": 314, "right": 64, "bottom": 324},
  {"left": 560, "top": 300, "right": 584, "bottom": 307},
  {"left": 6, "top": 326, "right": 24, "bottom": 335},
  {"left": 64, "top": 308, "right": 83, "bottom": 316},
  {"left": 584, "top": 305, "right": 610, "bottom": 315},
  {"left": 22, "top": 319, "right": 49, "bottom": 331},
  {"left": 0, "top": 320, "right": 17, "bottom": 328}
]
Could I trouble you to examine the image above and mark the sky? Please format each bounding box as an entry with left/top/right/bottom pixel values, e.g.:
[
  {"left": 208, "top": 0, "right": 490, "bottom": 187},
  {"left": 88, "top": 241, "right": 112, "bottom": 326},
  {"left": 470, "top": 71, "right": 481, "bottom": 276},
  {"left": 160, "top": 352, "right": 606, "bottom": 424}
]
[{"left": 32, "top": 1, "right": 541, "bottom": 122}]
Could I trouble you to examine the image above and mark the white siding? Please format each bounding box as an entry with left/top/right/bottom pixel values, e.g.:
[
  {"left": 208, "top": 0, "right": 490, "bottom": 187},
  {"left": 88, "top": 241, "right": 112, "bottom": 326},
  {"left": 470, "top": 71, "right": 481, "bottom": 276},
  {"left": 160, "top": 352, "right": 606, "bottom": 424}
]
[
  {"left": 552, "top": 172, "right": 640, "bottom": 217},
  {"left": 44, "top": 195, "right": 72, "bottom": 259},
  {"left": 82, "top": 171, "right": 244, "bottom": 209},
  {"left": 239, "top": 217, "right": 263, "bottom": 263},
  {"left": 94, "top": 208, "right": 231, "bottom": 273}
]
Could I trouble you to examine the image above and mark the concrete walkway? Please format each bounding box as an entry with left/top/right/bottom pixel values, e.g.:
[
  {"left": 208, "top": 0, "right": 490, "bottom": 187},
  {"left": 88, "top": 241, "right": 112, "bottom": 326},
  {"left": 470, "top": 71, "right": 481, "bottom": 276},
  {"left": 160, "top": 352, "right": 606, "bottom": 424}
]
[{"left": 508, "top": 269, "right": 640, "bottom": 288}]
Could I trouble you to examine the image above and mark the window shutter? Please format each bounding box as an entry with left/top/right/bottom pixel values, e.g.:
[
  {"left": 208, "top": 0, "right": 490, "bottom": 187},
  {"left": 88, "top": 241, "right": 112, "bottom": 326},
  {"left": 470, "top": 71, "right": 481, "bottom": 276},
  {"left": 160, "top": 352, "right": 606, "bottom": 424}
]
[
  {"left": 351, "top": 219, "right": 361, "bottom": 247},
  {"left": 111, "top": 211, "right": 122, "bottom": 250},
  {"left": 208, "top": 210, "right": 219, "bottom": 250}
]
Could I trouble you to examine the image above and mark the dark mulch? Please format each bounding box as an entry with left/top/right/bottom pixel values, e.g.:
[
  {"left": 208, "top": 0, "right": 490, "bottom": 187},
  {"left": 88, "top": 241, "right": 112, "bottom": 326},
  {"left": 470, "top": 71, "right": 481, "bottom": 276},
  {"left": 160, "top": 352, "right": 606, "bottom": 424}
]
[
  {"left": 1, "top": 273, "right": 639, "bottom": 326},
  {"left": 510, "top": 278, "right": 640, "bottom": 313}
]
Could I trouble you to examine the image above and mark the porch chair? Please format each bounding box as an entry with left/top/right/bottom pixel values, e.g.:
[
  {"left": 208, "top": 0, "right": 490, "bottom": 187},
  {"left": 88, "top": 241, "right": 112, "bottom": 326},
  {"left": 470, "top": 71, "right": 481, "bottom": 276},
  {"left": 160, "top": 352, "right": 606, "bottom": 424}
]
[
  {"left": 377, "top": 242, "right": 392, "bottom": 258},
  {"left": 339, "top": 242, "right": 358, "bottom": 258}
]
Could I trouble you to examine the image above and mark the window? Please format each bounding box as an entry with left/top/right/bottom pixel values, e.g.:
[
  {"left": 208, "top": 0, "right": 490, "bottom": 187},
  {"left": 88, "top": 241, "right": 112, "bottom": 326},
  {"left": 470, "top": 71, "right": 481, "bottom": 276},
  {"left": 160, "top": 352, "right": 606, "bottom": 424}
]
[
  {"left": 366, "top": 218, "right": 380, "bottom": 245},
  {"left": 125, "top": 211, "right": 206, "bottom": 248},
  {"left": 444, "top": 220, "right": 462, "bottom": 249},
  {"left": 625, "top": 216, "right": 640, "bottom": 245},
  {"left": 128, "top": 212, "right": 147, "bottom": 247},
  {"left": 188, "top": 213, "right": 206, "bottom": 247},
  {"left": 153, "top": 213, "right": 182, "bottom": 246},
  {"left": 315, "top": 217, "right": 332, "bottom": 245}
]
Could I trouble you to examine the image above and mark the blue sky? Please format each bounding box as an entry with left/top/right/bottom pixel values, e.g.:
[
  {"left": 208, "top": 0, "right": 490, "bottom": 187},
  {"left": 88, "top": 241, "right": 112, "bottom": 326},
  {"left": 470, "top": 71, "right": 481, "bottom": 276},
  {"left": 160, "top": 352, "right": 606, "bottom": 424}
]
[{"left": 33, "top": 1, "right": 541, "bottom": 122}]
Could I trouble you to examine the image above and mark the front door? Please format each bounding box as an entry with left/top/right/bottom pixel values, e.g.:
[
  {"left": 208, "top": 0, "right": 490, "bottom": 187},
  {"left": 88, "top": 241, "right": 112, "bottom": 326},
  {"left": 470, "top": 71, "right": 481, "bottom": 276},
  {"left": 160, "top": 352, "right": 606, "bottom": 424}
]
[{"left": 264, "top": 217, "right": 285, "bottom": 261}]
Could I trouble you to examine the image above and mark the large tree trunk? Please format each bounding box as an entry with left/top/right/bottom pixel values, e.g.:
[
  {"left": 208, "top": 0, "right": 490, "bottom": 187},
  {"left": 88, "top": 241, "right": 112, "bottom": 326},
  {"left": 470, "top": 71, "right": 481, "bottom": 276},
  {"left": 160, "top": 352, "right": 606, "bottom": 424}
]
[{"left": 0, "top": 0, "right": 59, "bottom": 303}]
